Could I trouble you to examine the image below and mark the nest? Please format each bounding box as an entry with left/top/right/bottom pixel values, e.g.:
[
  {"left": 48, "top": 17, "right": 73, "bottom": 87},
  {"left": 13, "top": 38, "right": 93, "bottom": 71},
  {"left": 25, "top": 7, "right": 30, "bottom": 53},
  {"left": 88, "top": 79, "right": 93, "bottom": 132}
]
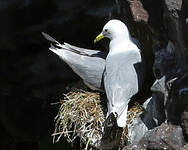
[{"left": 52, "top": 89, "right": 143, "bottom": 149}]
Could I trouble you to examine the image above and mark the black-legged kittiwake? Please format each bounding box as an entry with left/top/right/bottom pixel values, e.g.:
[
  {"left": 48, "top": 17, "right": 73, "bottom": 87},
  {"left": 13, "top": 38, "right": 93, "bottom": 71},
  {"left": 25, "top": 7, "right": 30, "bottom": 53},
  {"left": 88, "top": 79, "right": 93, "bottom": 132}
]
[
  {"left": 42, "top": 19, "right": 145, "bottom": 128},
  {"left": 94, "top": 19, "right": 145, "bottom": 127}
]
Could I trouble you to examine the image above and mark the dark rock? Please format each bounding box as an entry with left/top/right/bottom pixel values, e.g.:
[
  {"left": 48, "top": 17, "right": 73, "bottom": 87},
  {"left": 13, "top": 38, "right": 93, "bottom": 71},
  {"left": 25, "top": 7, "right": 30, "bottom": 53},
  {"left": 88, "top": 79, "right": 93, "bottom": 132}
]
[
  {"left": 128, "top": 0, "right": 149, "bottom": 22},
  {"left": 127, "top": 83, "right": 166, "bottom": 144},
  {"left": 163, "top": 0, "right": 188, "bottom": 67},
  {"left": 182, "top": 143, "right": 188, "bottom": 150},
  {"left": 123, "top": 0, "right": 188, "bottom": 149},
  {"left": 100, "top": 113, "right": 123, "bottom": 150},
  {"left": 127, "top": 116, "right": 148, "bottom": 144},
  {"left": 166, "top": 74, "right": 188, "bottom": 125},
  {"left": 141, "top": 93, "right": 165, "bottom": 129},
  {"left": 152, "top": 41, "right": 177, "bottom": 79},
  {"left": 182, "top": 105, "right": 188, "bottom": 141},
  {"left": 141, "top": 0, "right": 165, "bottom": 35},
  {"left": 124, "top": 123, "right": 184, "bottom": 150}
]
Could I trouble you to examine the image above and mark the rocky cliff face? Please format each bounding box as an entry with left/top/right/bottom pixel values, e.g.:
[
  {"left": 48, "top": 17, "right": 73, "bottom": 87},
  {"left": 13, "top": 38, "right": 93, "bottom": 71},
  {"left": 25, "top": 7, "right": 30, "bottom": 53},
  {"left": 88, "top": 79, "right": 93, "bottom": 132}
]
[
  {"left": 0, "top": 0, "right": 188, "bottom": 150},
  {"left": 122, "top": 0, "right": 188, "bottom": 149}
]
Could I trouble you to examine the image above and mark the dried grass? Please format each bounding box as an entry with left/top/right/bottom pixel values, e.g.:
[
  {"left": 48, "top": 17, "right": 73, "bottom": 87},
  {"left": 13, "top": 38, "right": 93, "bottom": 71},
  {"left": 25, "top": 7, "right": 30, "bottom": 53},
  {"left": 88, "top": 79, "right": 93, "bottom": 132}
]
[
  {"left": 52, "top": 89, "right": 143, "bottom": 149},
  {"left": 52, "top": 90, "right": 105, "bottom": 149}
]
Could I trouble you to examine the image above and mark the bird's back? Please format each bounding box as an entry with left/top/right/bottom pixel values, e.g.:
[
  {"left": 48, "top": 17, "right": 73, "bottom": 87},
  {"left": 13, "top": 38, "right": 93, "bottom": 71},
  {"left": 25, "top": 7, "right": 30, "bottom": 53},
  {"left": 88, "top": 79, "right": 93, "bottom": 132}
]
[{"left": 104, "top": 42, "right": 143, "bottom": 122}]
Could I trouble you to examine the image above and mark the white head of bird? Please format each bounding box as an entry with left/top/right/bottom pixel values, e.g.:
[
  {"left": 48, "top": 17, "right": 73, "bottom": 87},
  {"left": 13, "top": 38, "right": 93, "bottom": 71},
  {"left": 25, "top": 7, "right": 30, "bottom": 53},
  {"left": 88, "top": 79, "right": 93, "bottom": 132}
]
[{"left": 94, "top": 19, "right": 130, "bottom": 43}]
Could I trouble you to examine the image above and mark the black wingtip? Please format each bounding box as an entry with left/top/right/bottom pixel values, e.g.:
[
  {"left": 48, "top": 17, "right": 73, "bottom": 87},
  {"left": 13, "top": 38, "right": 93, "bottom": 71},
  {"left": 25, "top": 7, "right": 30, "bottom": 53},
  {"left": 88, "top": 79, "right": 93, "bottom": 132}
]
[
  {"left": 41, "top": 32, "right": 47, "bottom": 37},
  {"left": 41, "top": 32, "right": 59, "bottom": 44}
]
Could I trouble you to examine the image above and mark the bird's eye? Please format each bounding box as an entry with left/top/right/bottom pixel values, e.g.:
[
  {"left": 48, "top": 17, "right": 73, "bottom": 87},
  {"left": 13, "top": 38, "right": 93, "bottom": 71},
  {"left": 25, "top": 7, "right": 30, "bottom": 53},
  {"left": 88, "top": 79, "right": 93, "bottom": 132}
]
[{"left": 104, "top": 29, "right": 108, "bottom": 32}]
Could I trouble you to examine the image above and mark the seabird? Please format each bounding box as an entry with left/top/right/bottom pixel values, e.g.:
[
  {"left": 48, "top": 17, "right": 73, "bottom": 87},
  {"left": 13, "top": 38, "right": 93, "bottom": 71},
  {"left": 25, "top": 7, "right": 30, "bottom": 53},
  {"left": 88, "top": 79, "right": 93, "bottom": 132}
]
[
  {"left": 94, "top": 19, "right": 145, "bottom": 127},
  {"left": 42, "top": 19, "right": 145, "bottom": 128}
]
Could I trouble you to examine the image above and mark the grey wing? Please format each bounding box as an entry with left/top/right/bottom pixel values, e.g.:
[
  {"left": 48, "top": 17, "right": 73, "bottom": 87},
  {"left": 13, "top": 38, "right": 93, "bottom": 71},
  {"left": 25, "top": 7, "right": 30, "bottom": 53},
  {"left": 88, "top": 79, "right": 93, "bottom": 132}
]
[
  {"left": 42, "top": 32, "right": 107, "bottom": 58},
  {"left": 61, "top": 49, "right": 105, "bottom": 91},
  {"left": 42, "top": 32, "right": 106, "bottom": 91},
  {"left": 63, "top": 43, "right": 107, "bottom": 59},
  {"left": 105, "top": 50, "right": 145, "bottom": 115},
  {"left": 105, "top": 68, "right": 138, "bottom": 116}
]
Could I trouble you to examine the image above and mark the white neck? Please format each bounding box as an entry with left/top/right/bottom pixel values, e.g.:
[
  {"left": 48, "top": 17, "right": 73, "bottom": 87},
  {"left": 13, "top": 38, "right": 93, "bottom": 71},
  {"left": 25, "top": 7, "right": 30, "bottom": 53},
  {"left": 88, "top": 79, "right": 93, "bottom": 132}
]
[{"left": 109, "top": 35, "right": 137, "bottom": 55}]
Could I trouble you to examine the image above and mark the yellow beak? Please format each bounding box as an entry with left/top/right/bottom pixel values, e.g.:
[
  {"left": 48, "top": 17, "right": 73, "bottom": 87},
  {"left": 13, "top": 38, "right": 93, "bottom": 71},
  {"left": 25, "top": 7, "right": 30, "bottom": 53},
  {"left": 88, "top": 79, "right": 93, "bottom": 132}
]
[{"left": 94, "top": 33, "right": 104, "bottom": 43}]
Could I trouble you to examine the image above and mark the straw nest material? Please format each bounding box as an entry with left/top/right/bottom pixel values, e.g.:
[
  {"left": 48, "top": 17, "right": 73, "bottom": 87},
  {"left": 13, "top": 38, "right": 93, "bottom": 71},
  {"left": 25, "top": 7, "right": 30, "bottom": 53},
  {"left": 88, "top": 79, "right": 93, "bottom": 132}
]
[{"left": 52, "top": 89, "right": 143, "bottom": 149}]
